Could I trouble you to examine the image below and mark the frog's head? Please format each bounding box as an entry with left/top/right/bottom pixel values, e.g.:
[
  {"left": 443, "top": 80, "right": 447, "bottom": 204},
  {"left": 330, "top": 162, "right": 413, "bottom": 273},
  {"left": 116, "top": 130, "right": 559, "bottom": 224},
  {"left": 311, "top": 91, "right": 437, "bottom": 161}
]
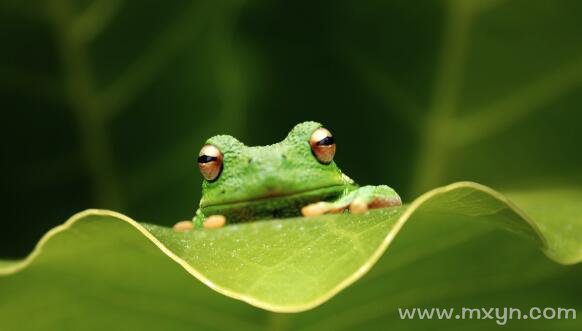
[{"left": 196, "top": 121, "right": 354, "bottom": 222}]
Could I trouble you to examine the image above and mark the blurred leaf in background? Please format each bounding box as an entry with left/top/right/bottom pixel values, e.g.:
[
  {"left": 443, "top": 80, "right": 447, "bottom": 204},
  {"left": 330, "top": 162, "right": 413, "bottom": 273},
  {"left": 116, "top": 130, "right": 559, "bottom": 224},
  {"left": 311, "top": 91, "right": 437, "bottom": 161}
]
[{"left": 1, "top": 0, "right": 582, "bottom": 299}]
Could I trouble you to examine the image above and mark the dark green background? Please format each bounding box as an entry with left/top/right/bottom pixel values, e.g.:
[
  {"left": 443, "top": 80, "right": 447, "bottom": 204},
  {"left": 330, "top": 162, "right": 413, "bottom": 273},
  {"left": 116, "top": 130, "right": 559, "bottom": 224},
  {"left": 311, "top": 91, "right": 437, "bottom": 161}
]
[{"left": 1, "top": 0, "right": 582, "bottom": 259}]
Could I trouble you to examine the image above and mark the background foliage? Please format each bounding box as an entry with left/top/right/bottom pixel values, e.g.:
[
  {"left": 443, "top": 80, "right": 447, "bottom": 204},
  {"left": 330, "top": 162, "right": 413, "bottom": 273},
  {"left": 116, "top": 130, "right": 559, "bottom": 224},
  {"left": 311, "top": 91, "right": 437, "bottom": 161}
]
[
  {"left": 1, "top": 0, "right": 581, "bottom": 328},
  {"left": 2, "top": 0, "right": 582, "bottom": 256}
]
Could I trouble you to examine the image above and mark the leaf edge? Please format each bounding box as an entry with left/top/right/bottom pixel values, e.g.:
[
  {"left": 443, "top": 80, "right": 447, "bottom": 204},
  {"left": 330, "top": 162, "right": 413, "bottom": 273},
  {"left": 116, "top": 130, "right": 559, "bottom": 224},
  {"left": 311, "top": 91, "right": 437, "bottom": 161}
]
[{"left": 0, "top": 181, "right": 577, "bottom": 313}]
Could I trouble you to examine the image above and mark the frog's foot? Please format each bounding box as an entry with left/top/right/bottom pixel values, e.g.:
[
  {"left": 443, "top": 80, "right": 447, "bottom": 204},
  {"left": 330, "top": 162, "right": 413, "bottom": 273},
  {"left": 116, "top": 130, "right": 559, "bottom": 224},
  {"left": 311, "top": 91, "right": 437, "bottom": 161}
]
[
  {"left": 192, "top": 209, "right": 226, "bottom": 229},
  {"left": 301, "top": 185, "right": 401, "bottom": 217},
  {"left": 174, "top": 217, "right": 229, "bottom": 231},
  {"left": 203, "top": 215, "right": 226, "bottom": 229},
  {"left": 173, "top": 220, "right": 194, "bottom": 232}
]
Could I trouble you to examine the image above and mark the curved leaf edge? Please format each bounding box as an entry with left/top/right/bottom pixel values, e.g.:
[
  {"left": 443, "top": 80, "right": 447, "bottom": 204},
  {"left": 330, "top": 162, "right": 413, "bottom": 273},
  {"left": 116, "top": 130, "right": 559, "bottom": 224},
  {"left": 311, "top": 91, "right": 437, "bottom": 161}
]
[{"left": 0, "top": 181, "right": 577, "bottom": 313}]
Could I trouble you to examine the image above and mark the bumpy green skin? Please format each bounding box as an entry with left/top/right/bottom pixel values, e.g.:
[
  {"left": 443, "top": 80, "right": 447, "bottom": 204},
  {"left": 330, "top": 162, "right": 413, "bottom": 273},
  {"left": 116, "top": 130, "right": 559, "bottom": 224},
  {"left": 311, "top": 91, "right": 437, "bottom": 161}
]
[{"left": 193, "top": 121, "right": 400, "bottom": 227}]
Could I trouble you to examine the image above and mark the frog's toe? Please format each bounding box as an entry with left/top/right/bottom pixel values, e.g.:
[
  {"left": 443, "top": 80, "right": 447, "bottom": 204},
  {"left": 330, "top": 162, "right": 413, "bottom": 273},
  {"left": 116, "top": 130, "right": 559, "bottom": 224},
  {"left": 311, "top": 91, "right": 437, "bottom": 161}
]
[
  {"left": 302, "top": 200, "right": 349, "bottom": 216},
  {"left": 349, "top": 199, "right": 368, "bottom": 214},
  {"left": 369, "top": 195, "right": 402, "bottom": 208},
  {"left": 203, "top": 215, "right": 227, "bottom": 229},
  {"left": 173, "top": 220, "right": 194, "bottom": 232},
  {"left": 348, "top": 195, "right": 401, "bottom": 215},
  {"left": 301, "top": 202, "right": 330, "bottom": 216}
]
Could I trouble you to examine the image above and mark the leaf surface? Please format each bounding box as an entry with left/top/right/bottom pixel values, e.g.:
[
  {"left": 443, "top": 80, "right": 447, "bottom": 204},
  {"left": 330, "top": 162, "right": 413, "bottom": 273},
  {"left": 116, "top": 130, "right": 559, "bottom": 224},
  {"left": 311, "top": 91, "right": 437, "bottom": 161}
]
[{"left": 1, "top": 182, "right": 579, "bottom": 321}]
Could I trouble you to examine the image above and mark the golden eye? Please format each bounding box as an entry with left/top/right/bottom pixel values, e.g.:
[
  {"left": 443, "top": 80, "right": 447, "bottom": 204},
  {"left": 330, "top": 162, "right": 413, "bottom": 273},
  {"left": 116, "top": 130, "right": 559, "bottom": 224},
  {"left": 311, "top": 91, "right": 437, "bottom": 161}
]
[
  {"left": 309, "top": 127, "right": 336, "bottom": 164},
  {"left": 197, "top": 144, "right": 223, "bottom": 181}
]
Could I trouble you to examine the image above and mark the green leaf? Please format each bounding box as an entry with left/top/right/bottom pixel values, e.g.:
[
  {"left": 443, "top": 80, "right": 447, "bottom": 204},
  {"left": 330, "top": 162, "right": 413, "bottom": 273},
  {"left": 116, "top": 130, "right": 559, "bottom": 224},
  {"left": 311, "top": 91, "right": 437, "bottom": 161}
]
[
  {"left": 1, "top": 182, "right": 580, "bottom": 330},
  {"left": 0, "top": 260, "right": 17, "bottom": 268},
  {"left": 507, "top": 188, "right": 582, "bottom": 265}
]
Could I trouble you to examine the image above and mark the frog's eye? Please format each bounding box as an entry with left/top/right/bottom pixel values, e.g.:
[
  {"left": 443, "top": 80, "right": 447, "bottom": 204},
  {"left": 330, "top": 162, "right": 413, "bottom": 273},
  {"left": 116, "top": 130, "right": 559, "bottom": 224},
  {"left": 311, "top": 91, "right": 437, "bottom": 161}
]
[
  {"left": 309, "top": 127, "right": 336, "bottom": 164},
  {"left": 198, "top": 144, "right": 223, "bottom": 181}
]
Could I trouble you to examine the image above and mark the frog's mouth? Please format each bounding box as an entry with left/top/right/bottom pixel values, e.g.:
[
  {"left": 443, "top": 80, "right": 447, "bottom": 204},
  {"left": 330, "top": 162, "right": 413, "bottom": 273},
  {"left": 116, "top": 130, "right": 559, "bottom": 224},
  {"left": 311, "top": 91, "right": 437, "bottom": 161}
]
[{"left": 200, "top": 185, "right": 347, "bottom": 223}]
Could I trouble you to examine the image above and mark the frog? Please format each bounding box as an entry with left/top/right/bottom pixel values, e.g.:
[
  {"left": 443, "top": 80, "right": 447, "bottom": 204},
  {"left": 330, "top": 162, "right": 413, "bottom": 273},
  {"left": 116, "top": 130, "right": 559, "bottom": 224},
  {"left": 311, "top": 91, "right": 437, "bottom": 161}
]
[{"left": 181, "top": 121, "right": 401, "bottom": 230}]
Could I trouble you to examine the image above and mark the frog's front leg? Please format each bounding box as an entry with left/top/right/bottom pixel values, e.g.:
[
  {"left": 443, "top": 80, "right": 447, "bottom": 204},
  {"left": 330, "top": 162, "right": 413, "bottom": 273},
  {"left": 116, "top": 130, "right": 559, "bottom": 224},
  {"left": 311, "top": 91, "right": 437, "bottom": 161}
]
[
  {"left": 301, "top": 185, "right": 401, "bottom": 216},
  {"left": 192, "top": 209, "right": 227, "bottom": 229}
]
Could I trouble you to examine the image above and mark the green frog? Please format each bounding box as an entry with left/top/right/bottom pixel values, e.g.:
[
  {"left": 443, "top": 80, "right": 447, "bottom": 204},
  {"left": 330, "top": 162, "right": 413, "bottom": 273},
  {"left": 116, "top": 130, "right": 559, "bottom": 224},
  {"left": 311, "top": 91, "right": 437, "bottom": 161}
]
[{"left": 181, "top": 121, "right": 401, "bottom": 230}]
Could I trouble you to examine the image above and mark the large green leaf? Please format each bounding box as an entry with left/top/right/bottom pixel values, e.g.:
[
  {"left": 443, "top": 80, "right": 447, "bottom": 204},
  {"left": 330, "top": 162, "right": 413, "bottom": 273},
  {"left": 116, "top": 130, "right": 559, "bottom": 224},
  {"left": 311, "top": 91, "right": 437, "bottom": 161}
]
[{"left": 1, "top": 182, "right": 580, "bottom": 330}]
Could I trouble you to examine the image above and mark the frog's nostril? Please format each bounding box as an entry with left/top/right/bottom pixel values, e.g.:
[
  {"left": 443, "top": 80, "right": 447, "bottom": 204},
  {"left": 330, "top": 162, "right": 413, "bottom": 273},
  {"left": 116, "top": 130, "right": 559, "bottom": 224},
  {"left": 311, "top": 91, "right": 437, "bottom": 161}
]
[
  {"left": 281, "top": 154, "right": 287, "bottom": 160},
  {"left": 248, "top": 158, "right": 254, "bottom": 164}
]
